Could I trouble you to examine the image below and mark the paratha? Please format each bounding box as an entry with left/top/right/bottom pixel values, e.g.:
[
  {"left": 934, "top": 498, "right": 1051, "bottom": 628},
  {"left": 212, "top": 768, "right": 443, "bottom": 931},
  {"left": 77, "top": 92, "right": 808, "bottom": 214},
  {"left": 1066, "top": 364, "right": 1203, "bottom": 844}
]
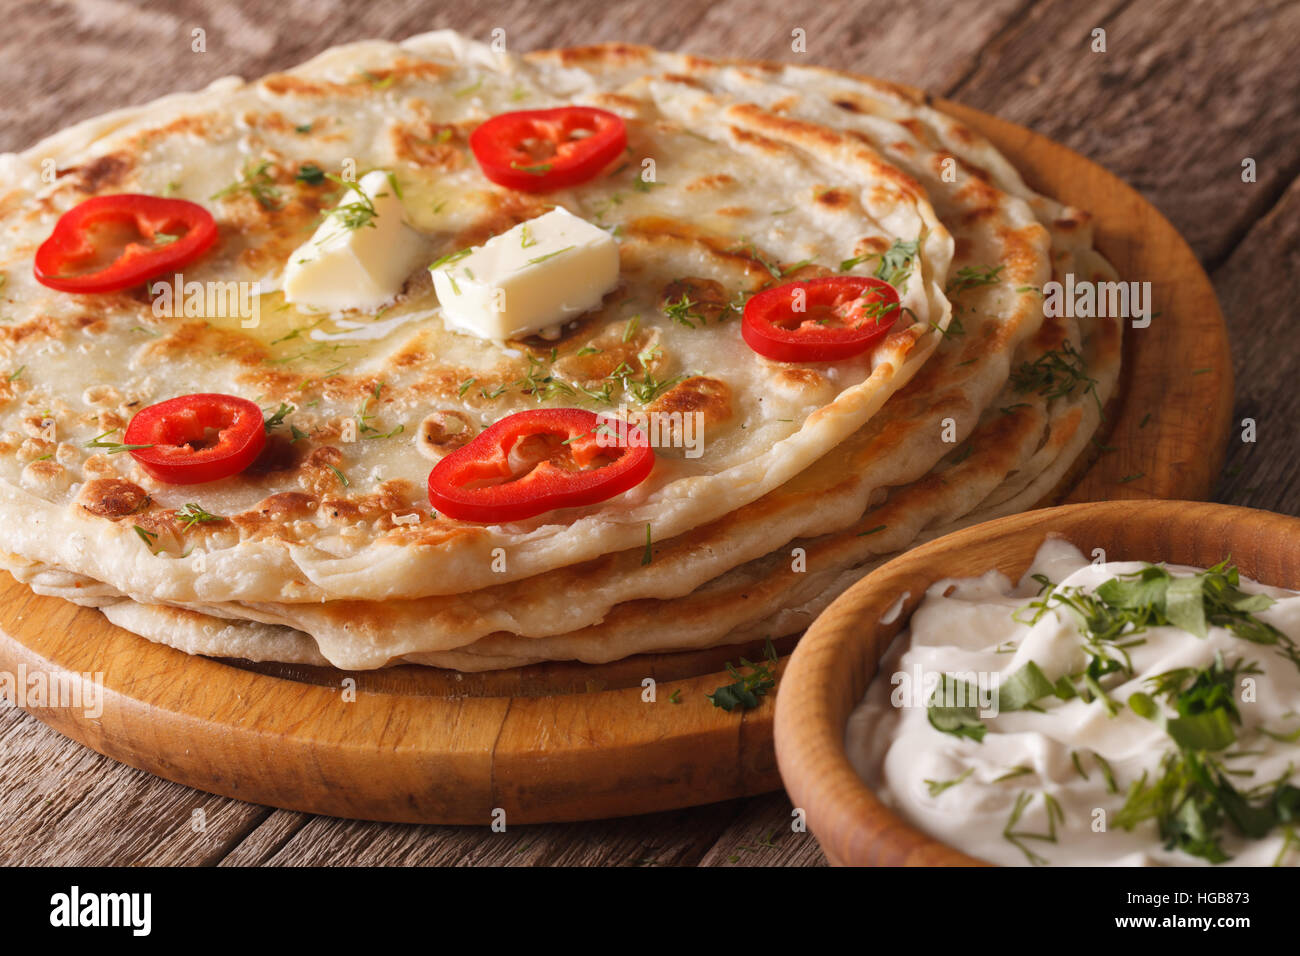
[
  {"left": 0, "top": 31, "right": 953, "bottom": 607},
  {"left": 0, "top": 36, "right": 1123, "bottom": 673},
  {"left": 10, "top": 238, "right": 1119, "bottom": 672}
]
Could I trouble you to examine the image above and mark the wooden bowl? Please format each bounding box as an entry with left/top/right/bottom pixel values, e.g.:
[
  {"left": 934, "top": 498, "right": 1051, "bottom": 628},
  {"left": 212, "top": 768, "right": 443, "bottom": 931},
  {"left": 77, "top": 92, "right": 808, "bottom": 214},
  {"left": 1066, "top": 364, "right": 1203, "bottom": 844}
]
[{"left": 773, "top": 500, "right": 1300, "bottom": 866}]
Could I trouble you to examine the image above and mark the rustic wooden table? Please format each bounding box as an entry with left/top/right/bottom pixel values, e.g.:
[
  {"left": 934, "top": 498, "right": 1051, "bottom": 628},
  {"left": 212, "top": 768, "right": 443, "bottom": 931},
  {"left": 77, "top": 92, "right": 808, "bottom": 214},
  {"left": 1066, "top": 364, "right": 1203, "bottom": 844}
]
[{"left": 0, "top": 0, "right": 1296, "bottom": 866}]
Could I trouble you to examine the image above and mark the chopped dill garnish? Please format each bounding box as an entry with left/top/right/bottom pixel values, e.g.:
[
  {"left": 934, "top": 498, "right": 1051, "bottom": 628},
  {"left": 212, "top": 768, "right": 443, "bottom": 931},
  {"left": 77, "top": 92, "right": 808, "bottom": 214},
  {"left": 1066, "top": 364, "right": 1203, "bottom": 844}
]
[
  {"left": 510, "top": 161, "right": 553, "bottom": 176},
  {"left": 527, "top": 245, "right": 574, "bottom": 265},
  {"left": 706, "top": 638, "right": 780, "bottom": 712},
  {"left": 1010, "top": 340, "right": 1099, "bottom": 411},
  {"left": 84, "top": 429, "right": 153, "bottom": 455},
  {"left": 176, "top": 503, "right": 223, "bottom": 530},
  {"left": 839, "top": 238, "right": 919, "bottom": 290},
  {"left": 263, "top": 402, "right": 294, "bottom": 433},
  {"left": 946, "top": 264, "right": 1004, "bottom": 296},
  {"left": 295, "top": 163, "right": 326, "bottom": 185},
  {"left": 211, "top": 159, "right": 281, "bottom": 210},
  {"left": 429, "top": 247, "right": 472, "bottom": 271},
  {"left": 925, "top": 767, "right": 974, "bottom": 797},
  {"left": 1002, "top": 790, "right": 1064, "bottom": 866}
]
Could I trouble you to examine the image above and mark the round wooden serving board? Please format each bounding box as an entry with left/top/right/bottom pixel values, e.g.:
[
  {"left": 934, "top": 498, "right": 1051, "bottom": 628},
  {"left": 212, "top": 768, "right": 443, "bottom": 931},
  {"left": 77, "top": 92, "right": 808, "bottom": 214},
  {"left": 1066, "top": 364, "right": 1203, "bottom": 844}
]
[{"left": 0, "top": 90, "right": 1233, "bottom": 825}]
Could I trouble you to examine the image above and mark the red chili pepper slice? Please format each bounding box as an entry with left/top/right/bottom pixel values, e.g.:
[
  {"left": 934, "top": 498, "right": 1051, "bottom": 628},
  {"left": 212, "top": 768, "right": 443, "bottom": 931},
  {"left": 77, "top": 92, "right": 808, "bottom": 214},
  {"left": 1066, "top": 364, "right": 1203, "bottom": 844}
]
[
  {"left": 33, "top": 194, "right": 219, "bottom": 294},
  {"left": 469, "top": 107, "right": 628, "bottom": 192},
  {"left": 123, "top": 394, "right": 267, "bottom": 485},
  {"left": 428, "top": 408, "right": 655, "bottom": 522},
  {"left": 741, "top": 276, "right": 902, "bottom": 363}
]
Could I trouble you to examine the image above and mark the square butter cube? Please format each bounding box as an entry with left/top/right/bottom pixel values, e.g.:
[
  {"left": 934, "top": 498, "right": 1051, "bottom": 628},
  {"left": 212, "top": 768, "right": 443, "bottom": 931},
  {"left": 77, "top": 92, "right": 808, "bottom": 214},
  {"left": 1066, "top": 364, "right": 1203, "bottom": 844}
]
[
  {"left": 283, "top": 169, "right": 427, "bottom": 312},
  {"left": 431, "top": 206, "right": 619, "bottom": 341}
]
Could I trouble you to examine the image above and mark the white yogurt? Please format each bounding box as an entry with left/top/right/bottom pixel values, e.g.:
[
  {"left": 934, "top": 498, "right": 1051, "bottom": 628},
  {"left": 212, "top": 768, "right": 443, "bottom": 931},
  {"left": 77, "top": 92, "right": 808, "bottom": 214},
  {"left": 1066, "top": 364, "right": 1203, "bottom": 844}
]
[{"left": 845, "top": 538, "right": 1300, "bottom": 866}]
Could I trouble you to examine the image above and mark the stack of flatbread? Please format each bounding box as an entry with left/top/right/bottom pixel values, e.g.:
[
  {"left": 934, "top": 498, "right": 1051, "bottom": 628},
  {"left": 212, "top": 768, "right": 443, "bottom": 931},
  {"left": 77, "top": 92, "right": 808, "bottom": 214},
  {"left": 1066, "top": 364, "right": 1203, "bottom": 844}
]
[{"left": 0, "top": 32, "right": 1120, "bottom": 671}]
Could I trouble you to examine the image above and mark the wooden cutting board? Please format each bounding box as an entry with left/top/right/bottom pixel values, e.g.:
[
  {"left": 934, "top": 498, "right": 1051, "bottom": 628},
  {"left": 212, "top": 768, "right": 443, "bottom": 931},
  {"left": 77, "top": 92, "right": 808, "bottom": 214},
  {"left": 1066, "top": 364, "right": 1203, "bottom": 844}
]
[{"left": 0, "top": 92, "right": 1233, "bottom": 825}]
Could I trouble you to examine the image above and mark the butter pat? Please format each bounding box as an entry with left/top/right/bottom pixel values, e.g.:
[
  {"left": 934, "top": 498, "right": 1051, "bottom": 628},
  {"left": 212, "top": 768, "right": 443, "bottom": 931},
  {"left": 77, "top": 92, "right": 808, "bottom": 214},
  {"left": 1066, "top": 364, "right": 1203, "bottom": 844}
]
[
  {"left": 431, "top": 207, "right": 619, "bottom": 341},
  {"left": 283, "top": 170, "right": 427, "bottom": 312}
]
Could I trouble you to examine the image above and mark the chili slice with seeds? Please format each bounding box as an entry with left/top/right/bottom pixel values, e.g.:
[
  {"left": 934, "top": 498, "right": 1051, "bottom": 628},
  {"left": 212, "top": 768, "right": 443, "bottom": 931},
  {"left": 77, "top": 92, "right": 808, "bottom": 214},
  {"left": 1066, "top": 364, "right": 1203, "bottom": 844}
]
[{"left": 428, "top": 407, "right": 654, "bottom": 522}]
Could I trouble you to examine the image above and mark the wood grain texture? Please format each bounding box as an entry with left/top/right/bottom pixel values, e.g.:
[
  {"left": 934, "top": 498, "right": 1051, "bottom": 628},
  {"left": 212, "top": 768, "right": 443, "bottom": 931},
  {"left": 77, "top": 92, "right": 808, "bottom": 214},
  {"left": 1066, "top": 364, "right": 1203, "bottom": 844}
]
[
  {"left": 0, "top": 705, "right": 270, "bottom": 866},
  {"left": 945, "top": 0, "right": 1300, "bottom": 266},
  {"left": 0, "top": 0, "right": 1294, "bottom": 866},
  {"left": 774, "top": 500, "right": 1300, "bottom": 866},
  {"left": 695, "top": 791, "right": 828, "bottom": 866},
  {"left": 0, "top": 0, "right": 1031, "bottom": 155},
  {"left": 228, "top": 799, "right": 751, "bottom": 866},
  {"left": 1213, "top": 173, "right": 1300, "bottom": 512}
]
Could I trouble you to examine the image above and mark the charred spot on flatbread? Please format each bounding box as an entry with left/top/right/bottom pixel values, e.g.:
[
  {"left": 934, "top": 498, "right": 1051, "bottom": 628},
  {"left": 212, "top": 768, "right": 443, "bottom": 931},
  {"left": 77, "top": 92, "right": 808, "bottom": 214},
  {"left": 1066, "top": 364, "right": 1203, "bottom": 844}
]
[
  {"left": 78, "top": 478, "right": 150, "bottom": 517},
  {"left": 645, "top": 376, "right": 733, "bottom": 444},
  {"left": 659, "top": 277, "right": 737, "bottom": 326},
  {"left": 59, "top": 153, "right": 134, "bottom": 195},
  {"left": 552, "top": 323, "right": 664, "bottom": 386},
  {"left": 245, "top": 434, "right": 307, "bottom": 476},
  {"left": 416, "top": 410, "right": 477, "bottom": 460}
]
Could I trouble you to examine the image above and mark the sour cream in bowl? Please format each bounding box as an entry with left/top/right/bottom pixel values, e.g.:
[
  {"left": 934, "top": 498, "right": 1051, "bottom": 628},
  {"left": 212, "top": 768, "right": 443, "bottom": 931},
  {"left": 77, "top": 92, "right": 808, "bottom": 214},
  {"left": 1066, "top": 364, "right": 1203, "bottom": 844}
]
[{"left": 774, "top": 500, "right": 1300, "bottom": 867}]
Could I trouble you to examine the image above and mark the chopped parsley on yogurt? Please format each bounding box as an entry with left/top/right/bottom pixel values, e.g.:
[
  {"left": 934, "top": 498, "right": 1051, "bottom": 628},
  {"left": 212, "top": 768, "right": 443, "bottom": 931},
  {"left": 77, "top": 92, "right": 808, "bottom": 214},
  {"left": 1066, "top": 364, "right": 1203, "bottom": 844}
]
[{"left": 846, "top": 540, "right": 1300, "bottom": 866}]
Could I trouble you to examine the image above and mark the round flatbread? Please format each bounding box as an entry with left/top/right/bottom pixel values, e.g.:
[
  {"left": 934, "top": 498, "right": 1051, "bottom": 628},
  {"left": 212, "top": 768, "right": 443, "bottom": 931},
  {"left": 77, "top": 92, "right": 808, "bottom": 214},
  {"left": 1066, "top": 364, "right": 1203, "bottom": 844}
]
[
  {"left": 0, "top": 38, "right": 1122, "bottom": 672},
  {"left": 0, "top": 31, "right": 952, "bottom": 605}
]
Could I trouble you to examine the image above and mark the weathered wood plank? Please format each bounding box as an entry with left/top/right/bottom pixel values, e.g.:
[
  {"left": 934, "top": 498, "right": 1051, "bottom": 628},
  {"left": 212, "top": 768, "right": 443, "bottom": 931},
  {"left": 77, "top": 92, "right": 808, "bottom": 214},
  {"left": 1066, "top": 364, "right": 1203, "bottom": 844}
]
[
  {"left": 1212, "top": 174, "right": 1300, "bottom": 513},
  {"left": 0, "top": 0, "right": 717, "bottom": 153},
  {"left": 236, "top": 799, "right": 746, "bottom": 866},
  {"left": 0, "top": 705, "right": 267, "bottom": 865},
  {"left": 217, "top": 809, "right": 313, "bottom": 866},
  {"left": 698, "top": 791, "right": 828, "bottom": 866},
  {"left": 680, "top": 0, "right": 1035, "bottom": 90},
  {"left": 945, "top": 0, "right": 1300, "bottom": 265},
  {"left": 0, "top": 0, "right": 1035, "bottom": 155}
]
